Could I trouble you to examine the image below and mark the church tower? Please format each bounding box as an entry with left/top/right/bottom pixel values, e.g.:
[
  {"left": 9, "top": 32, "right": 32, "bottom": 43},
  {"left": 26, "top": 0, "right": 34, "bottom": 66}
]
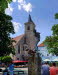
[
  {"left": 24, "top": 15, "right": 40, "bottom": 75},
  {"left": 24, "top": 14, "right": 38, "bottom": 50},
  {"left": 25, "top": 14, "right": 35, "bottom": 34}
]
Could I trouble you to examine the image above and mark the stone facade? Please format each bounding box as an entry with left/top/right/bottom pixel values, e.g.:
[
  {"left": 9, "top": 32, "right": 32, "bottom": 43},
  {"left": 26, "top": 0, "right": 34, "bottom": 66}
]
[{"left": 13, "top": 15, "right": 40, "bottom": 61}]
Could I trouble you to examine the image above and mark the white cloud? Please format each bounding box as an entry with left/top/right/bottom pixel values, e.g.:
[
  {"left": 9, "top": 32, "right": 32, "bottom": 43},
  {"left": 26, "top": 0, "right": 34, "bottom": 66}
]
[
  {"left": 8, "top": 4, "right": 13, "bottom": 11},
  {"left": 12, "top": 22, "right": 22, "bottom": 33},
  {"left": 5, "top": 4, "right": 13, "bottom": 15},
  {"left": 12, "top": 0, "right": 17, "bottom": 2},
  {"left": 18, "top": 0, "right": 32, "bottom": 12},
  {"left": 23, "top": 3, "right": 32, "bottom": 12},
  {"left": 5, "top": 0, "right": 32, "bottom": 14},
  {"left": 18, "top": 5, "right": 22, "bottom": 10},
  {"left": 18, "top": 0, "right": 25, "bottom": 4}
]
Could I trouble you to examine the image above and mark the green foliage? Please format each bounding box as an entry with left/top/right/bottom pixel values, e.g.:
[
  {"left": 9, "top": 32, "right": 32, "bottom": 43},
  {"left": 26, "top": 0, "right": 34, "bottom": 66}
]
[
  {"left": 0, "top": 12, "right": 15, "bottom": 56},
  {"left": 0, "top": 56, "right": 12, "bottom": 63},
  {"left": 44, "top": 36, "right": 58, "bottom": 55},
  {"left": 0, "top": 0, "right": 15, "bottom": 57},
  {"left": 0, "top": 0, "right": 12, "bottom": 12},
  {"left": 55, "top": 13, "right": 58, "bottom": 19},
  {"left": 52, "top": 24, "right": 58, "bottom": 35},
  {"left": 44, "top": 14, "right": 58, "bottom": 56}
]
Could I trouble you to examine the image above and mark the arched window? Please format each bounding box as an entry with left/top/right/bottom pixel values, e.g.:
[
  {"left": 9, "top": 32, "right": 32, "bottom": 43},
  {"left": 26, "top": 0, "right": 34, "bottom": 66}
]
[
  {"left": 24, "top": 37, "right": 26, "bottom": 44},
  {"left": 27, "top": 26, "right": 30, "bottom": 30},
  {"left": 23, "top": 46, "right": 24, "bottom": 51}
]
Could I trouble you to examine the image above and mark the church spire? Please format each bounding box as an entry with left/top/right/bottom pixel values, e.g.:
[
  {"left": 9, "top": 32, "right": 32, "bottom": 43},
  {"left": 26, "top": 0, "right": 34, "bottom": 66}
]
[{"left": 28, "top": 14, "right": 33, "bottom": 22}]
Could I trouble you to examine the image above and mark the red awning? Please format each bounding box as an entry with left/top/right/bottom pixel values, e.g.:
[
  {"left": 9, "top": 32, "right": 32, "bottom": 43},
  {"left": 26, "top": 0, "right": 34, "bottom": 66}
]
[{"left": 13, "top": 60, "right": 28, "bottom": 63}]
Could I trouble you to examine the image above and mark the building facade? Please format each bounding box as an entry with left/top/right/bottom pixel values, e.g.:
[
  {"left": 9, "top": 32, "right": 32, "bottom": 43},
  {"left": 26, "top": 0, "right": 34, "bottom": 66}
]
[
  {"left": 38, "top": 43, "right": 57, "bottom": 61},
  {"left": 13, "top": 15, "right": 40, "bottom": 61}
]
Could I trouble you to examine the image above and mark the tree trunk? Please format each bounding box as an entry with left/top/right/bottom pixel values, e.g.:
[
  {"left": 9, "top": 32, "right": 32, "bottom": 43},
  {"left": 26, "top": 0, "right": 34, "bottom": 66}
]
[{"left": 28, "top": 52, "right": 41, "bottom": 75}]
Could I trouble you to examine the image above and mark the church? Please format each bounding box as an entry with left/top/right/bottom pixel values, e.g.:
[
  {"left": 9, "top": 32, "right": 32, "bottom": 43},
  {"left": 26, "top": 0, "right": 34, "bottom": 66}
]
[{"left": 12, "top": 15, "right": 40, "bottom": 61}]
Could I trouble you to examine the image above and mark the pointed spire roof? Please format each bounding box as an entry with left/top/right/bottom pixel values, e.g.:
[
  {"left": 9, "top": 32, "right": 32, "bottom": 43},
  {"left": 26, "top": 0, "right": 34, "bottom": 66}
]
[{"left": 28, "top": 14, "right": 33, "bottom": 22}]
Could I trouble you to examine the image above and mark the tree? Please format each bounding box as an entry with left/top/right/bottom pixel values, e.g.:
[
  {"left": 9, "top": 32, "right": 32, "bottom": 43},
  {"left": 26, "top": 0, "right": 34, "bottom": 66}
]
[
  {"left": 0, "top": 0, "right": 12, "bottom": 12},
  {"left": 0, "top": 0, "right": 15, "bottom": 57},
  {"left": 0, "top": 56, "right": 12, "bottom": 63},
  {"left": 44, "top": 14, "right": 58, "bottom": 56},
  {"left": 0, "top": 12, "right": 15, "bottom": 56},
  {"left": 55, "top": 13, "right": 58, "bottom": 19}
]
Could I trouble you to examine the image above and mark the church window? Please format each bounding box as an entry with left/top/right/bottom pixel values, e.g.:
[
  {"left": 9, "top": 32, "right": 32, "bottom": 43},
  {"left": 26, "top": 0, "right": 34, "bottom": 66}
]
[
  {"left": 24, "top": 37, "right": 26, "bottom": 44},
  {"left": 24, "top": 45, "right": 27, "bottom": 50},
  {"left": 23, "top": 46, "right": 24, "bottom": 51},
  {"left": 27, "top": 26, "right": 30, "bottom": 30},
  {"left": 23, "top": 45, "right": 28, "bottom": 51},
  {"left": 17, "top": 58, "right": 19, "bottom": 60},
  {"left": 22, "top": 55, "right": 25, "bottom": 60},
  {"left": 18, "top": 45, "right": 20, "bottom": 53}
]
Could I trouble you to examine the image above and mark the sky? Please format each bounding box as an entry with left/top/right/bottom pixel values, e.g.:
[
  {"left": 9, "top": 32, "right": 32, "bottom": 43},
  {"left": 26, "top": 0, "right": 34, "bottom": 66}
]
[{"left": 5, "top": 0, "right": 58, "bottom": 44}]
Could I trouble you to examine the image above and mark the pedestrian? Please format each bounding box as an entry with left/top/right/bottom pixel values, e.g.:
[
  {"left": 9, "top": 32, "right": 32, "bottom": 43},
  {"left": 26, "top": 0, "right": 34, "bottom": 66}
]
[
  {"left": 3, "top": 65, "right": 9, "bottom": 75},
  {"left": 8, "top": 61, "right": 14, "bottom": 75},
  {"left": 41, "top": 62, "right": 50, "bottom": 75},
  {"left": 50, "top": 62, "right": 57, "bottom": 75},
  {"left": 0, "top": 61, "right": 2, "bottom": 72}
]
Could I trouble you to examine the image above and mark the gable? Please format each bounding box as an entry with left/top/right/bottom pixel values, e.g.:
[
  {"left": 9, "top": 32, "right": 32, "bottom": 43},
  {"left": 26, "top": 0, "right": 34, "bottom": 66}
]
[
  {"left": 38, "top": 43, "right": 44, "bottom": 47},
  {"left": 13, "top": 34, "right": 24, "bottom": 46}
]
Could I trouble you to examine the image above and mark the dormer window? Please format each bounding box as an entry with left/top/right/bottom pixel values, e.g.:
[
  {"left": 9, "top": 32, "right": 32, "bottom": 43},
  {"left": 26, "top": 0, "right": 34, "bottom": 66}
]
[{"left": 27, "top": 26, "right": 30, "bottom": 30}]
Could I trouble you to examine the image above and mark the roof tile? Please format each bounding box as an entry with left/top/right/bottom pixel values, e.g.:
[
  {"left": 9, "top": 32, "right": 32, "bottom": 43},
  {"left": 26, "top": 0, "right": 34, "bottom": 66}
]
[
  {"left": 38, "top": 43, "right": 44, "bottom": 47},
  {"left": 13, "top": 34, "right": 24, "bottom": 46}
]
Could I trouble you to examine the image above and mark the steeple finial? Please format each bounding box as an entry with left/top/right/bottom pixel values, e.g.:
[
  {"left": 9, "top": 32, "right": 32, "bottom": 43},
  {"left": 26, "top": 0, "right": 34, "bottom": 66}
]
[{"left": 28, "top": 14, "right": 33, "bottom": 22}]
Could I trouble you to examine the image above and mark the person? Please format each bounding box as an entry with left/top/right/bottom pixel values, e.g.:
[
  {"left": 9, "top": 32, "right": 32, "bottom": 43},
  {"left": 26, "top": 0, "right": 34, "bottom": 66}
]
[
  {"left": 0, "top": 62, "right": 2, "bottom": 72},
  {"left": 50, "top": 62, "right": 57, "bottom": 75},
  {"left": 3, "top": 65, "right": 9, "bottom": 75},
  {"left": 41, "top": 62, "right": 50, "bottom": 75},
  {"left": 8, "top": 61, "right": 14, "bottom": 75}
]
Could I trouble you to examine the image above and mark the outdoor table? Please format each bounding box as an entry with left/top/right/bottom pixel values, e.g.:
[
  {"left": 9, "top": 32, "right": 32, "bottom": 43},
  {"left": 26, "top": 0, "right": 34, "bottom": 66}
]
[
  {"left": 3, "top": 69, "right": 24, "bottom": 75},
  {"left": 0, "top": 72, "right": 3, "bottom": 75},
  {"left": 14, "top": 70, "right": 24, "bottom": 75}
]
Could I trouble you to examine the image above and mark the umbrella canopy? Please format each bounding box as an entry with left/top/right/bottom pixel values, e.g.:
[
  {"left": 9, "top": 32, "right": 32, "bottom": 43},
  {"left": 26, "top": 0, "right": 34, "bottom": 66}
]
[
  {"left": 13, "top": 60, "right": 28, "bottom": 63},
  {"left": 52, "top": 58, "right": 58, "bottom": 61},
  {"left": 43, "top": 59, "right": 50, "bottom": 61}
]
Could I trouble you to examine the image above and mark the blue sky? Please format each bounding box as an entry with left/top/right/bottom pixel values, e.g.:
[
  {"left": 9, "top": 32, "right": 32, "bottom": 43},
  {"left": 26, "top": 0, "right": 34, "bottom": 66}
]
[{"left": 5, "top": 0, "right": 58, "bottom": 44}]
